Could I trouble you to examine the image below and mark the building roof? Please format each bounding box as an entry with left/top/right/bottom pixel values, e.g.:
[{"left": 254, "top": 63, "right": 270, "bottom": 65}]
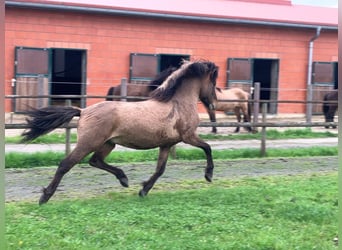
[{"left": 6, "top": 0, "right": 338, "bottom": 29}]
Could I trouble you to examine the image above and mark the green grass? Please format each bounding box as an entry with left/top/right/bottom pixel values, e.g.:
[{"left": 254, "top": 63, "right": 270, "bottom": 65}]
[
  {"left": 5, "top": 146, "right": 338, "bottom": 168},
  {"left": 5, "top": 173, "right": 338, "bottom": 249},
  {"left": 5, "top": 128, "right": 337, "bottom": 144}
]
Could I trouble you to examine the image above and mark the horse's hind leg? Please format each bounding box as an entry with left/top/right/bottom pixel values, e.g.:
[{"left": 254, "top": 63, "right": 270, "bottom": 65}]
[
  {"left": 234, "top": 107, "right": 241, "bottom": 133},
  {"left": 39, "top": 147, "right": 90, "bottom": 205},
  {"left": 183, "top": 135, "right": 214, "bottom": 182},
  {"left": 89, "top": 142, "right": 129, "bottom": 187},
  {"left": 139, "top": 146, "right": 171, "bottom": 197},
  {"left": 329, "top": 107, "right": 337, "bottom": 129},
  {"left": 242, "top": 106, "right": 252, "bottom": 132}
]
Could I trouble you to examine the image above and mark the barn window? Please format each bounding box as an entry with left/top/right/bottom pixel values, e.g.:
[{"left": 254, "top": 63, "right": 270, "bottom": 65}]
[
  {"left": 16, "top": 47, "right": 49, "bottom": 75},
  {"left": 14, "top": 46, "right": 87, "bottom": 112},
  {"left": 312, "top": 62, "right": 335, "bottom": 84},
  {"left": 129, "top": 53, "right": 190, "bottom": 82},
  {"left": 311, "top": 61, "right": 337, "bottom": 114},
  {"left": 14, "top": 47, "right": 49, "bottom": 112},
  {"left": 227, "top": 58, "right": 253, "bottom": 85},
  {"left": 227, "top": 57, "right": 280, "bottom": 114}
]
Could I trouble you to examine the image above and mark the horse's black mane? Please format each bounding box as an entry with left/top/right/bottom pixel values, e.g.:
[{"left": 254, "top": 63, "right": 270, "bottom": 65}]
[
  {"left": 148, "top": 66, "right": 177, "bottom": 91},
  {"left": 150, "top": 60, "right": 218, "bottom": 102}
]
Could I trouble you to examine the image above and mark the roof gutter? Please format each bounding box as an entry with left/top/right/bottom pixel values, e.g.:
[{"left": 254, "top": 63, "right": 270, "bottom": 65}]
[
  {"left": 5, "top": 1, "right": 338, "bottom": 30},
  {"left": 306, "top": 26, "right": 322, "bottom": 122}
]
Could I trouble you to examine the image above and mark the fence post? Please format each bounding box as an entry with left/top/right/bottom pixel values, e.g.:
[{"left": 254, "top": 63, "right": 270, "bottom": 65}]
[
  {"left": 65, "top": 99, "right": 72, "bottom": 155},
  {"left": 260, "top": 102, "right": 267, "bottom": 157},
  {"left": 120, "top": 78, "right": 127, "bottom": 101},
  {"left": 253, "top": 82, "right": 260, "bottom": 130}
]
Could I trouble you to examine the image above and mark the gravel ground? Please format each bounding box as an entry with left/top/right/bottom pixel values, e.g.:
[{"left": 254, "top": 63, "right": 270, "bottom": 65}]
[{"left": 5, "top": 156, "right": 337, "bottom": 203}]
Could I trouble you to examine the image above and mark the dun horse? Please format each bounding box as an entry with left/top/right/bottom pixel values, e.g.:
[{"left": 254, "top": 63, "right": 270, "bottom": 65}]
[
  {"left": 22, "top": 60, "right": 219, "bottom": 205},
  {"left": 105, "top": 67, "right": 177, "bottom": 101},
  {"left": 106, "top": 69, "right": 253, "bottom": 134},
  {"left": 322, "top": 90, "right": 338, "bottom": 129},
  {"left": 206, "top": 88, "right": 253, "bottom": 133}
]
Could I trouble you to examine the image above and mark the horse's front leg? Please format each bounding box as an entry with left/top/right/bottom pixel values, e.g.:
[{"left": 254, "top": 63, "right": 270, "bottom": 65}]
[
  {"left": 207, "top": 108, "right": 217, "bottom": 133},
  {"left": 183, "top": 135, "right": 214, "bottom": 182},
  {"left": 139, "top": 146, "right": 171, "bottom": 197}
]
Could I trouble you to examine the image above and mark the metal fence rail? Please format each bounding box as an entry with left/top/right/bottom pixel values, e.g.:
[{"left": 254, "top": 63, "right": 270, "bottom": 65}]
[{"left": 5, "top": 87, "right": 338, "bottom": 156}]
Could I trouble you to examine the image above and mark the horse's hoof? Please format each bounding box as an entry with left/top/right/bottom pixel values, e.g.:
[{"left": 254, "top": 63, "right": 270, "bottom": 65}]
[
  {"left": 119, "top": 177, "right": 129, "bottom": 187},
  {"left": 38, "top": 188, "right": 49, "bottom": 205},
  {"left": 39, "top": 195, "right": 48, "bottom": 205},
  {"left": 205, "top": 173, "right": 212, "bottom": 182},
  {"left": 139, "top": 189, "right": 147, "bottom": 197}
]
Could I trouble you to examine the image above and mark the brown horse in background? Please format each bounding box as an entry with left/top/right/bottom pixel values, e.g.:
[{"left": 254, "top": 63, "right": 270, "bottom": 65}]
[
  {"left": 105, "top": 67, "right": 177, "bottom": 101},
  {"left": 322, "top": 90, "right": 338, "bottom": 129},
  {"left": 207, "top": 88, "right": 253, "bottom": 133},
  {"left": 22, "top": 60, "right": 219, "bottom": 205}
]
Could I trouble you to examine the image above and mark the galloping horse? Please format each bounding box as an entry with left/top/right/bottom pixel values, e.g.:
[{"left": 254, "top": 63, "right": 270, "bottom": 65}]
[
  {"left": 22, "top": 60, "right": 219, "bottom": 205},
  {"left": 105, "top": 67, "right": 177, "bottom": 101},
  {"left": 206, "top": 88, "right": 253, "bottom": 133},
  {"left": 322, "top": 90, "right": 338, "bottom": 129},
  {"left": 106, "top": 69, "right": 253, "bottom": 134}
]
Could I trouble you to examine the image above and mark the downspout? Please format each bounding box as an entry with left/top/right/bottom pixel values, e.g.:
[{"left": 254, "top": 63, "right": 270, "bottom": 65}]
[{"left": 306, "top": 26, "right": 321, "bottom": 122}]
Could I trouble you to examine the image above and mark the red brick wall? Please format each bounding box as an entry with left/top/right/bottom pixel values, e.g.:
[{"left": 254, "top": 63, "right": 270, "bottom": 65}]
[{"left": 5, "top": 8, "right": 338, "bottom": 114}]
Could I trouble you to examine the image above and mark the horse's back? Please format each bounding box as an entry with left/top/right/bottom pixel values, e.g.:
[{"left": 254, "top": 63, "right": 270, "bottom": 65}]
[
  {"left": 78, "top": 100, "right": 184, "bottom": 149},
  {"left": 216, "top": 88, "right": 249, "bottom": 102}
]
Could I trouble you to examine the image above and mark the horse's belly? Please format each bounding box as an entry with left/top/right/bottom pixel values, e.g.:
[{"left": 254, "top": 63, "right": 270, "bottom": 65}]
[{"left": 109, "top": 127, "right": 181, "bottom": 150}]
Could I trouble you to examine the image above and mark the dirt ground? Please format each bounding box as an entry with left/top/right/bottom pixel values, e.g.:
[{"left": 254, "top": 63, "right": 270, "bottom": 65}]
[{"left": 5, "top": 156, "right": 337, "bottom": 203}]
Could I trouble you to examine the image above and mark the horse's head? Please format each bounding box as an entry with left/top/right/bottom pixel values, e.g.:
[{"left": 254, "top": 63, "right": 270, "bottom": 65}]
[
  {"left": 199, "top": 61, "right": 219, "bottom": 110},
  {"left": 150, "top": 60, "right": 218, "bottom": 106}
]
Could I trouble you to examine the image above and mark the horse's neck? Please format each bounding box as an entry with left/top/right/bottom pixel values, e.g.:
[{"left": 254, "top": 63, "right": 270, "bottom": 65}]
[{"left": 173, "top": 79, "right": 201, "bottom": 107}]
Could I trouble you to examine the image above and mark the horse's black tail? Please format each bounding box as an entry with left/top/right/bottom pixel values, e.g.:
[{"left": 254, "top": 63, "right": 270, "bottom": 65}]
[{"left": 21, "top": 106, "right": 81, "bottom": 142}]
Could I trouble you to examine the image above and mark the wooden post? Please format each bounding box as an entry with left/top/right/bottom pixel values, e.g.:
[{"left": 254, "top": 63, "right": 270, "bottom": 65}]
[
  {"left": 253, "top": 82, "right": 260, "bottom": 131},
  {"left": 120, "top": 78, "right": 127, "bottom": 101},
  {"left": 65, "top": 99, "right": 72, "bottom": 155},
  {"left": 260, "top": 102, "right": 267, "bottom": 157}
]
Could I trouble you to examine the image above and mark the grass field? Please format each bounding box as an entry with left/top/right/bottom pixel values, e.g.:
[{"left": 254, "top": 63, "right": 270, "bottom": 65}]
[{"left": 5, "top": 173, "right": 337, "bottom": 250}]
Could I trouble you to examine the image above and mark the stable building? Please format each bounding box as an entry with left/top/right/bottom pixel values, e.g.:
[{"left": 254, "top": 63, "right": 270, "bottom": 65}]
[{"left": 5, "top": 0, "right": 338, "bottom": 115}]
